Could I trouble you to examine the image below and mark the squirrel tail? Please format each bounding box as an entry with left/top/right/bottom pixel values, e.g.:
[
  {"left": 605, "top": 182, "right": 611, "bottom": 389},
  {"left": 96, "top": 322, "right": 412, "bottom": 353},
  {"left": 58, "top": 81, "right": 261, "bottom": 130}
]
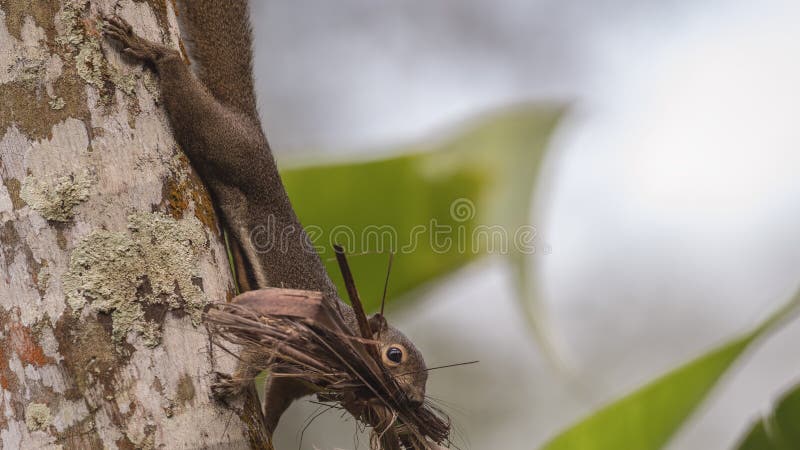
[{"left": 175, "top": 0, "right": 258, "bottom": 119}]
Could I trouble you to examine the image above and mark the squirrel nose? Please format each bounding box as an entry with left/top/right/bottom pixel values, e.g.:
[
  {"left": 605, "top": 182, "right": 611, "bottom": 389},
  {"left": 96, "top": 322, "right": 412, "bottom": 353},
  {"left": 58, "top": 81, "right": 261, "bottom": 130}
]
[{"left": 407, "top": 392, "right": 424, "bottom": 408}]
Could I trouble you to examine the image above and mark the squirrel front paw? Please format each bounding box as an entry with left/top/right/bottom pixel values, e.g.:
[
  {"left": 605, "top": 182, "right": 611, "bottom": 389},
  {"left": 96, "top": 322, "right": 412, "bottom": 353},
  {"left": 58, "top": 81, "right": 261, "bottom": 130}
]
[
  {"left": 210, "top": 371, "right": 245, "bottom": 402},
  {"left": 102, "top": 15, "right": 172, "bottom": 63}
]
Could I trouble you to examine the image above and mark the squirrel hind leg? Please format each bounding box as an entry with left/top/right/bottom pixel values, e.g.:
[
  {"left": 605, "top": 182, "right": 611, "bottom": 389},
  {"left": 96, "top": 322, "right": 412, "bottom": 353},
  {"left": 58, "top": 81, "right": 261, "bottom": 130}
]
[{"left": 103, "top": 16, "right": 173, "bottom": 63}]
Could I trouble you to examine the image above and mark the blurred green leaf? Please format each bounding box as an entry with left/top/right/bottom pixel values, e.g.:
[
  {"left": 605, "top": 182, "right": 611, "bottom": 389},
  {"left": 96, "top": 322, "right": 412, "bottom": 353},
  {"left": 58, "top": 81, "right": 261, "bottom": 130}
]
[
  {"left": 737, "top": 421, "right": 772, "bottom": 450},
  {"left": 735, "top": 381, "right": 800, "bottom": 449},
  {"left": 541, "top": 288, "right": 800, "bottom": 450},
  {"left": 281, "top": 105, "right": 562, "bottom": 320}
]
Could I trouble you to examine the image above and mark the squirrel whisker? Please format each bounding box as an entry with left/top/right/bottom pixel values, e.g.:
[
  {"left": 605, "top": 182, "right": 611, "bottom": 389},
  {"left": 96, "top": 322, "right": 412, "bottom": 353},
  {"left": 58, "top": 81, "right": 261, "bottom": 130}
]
[{"left": 396, "top": 360, "right": 479, "bottom": 377}]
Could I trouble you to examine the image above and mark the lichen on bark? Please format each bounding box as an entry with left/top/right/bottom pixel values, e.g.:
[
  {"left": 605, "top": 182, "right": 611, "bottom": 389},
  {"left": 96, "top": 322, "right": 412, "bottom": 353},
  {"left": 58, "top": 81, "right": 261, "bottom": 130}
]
[
  {"left": 56, "top": 0, "right": 140, "bottom": 105},
  {"left": 19, "top": 170, "right": 92, "bottom": 222},
  {"left": 57, "top": 0, "right": 106, "bottom": 91},
  {"left": 24, "top": 403, "right": 52, "bottom": 431},
  {"left": 63, "top": 212, "right": 209, "bottom": 347}
]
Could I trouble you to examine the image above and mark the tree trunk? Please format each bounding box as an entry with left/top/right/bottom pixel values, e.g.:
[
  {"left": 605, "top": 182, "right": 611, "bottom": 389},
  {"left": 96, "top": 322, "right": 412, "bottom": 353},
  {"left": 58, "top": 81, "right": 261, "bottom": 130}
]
[{"left": 0, "top": 1, "right": 268, "bottom": 448}]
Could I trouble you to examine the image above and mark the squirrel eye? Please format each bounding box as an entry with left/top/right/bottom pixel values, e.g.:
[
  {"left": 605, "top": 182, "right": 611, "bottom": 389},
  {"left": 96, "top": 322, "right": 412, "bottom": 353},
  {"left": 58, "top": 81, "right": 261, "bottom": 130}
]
[{"left": 386, "top": 346, "right": 403, "bottom": 364}]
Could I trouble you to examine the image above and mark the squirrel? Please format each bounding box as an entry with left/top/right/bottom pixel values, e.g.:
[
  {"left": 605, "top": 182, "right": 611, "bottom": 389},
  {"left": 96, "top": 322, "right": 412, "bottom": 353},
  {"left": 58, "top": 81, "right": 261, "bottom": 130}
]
[{"left": 102, "top": 1, "right": 428, "bottom": 438}]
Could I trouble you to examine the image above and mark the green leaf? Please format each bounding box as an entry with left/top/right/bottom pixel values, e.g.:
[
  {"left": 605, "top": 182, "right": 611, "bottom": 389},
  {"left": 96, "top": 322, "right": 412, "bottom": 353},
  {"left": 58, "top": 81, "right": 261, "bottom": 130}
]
[
  {"left": 541, "top": 288, "right": 800, "bottom": 450},
  {"left": 281, "top": 105, "right": 562, "bottom": 319},
  {"left": 736, "top": 420, "right": 772, "bottom": 450},
  {"left": 736, "top": 381, "right": 800, "bottom": 449}
]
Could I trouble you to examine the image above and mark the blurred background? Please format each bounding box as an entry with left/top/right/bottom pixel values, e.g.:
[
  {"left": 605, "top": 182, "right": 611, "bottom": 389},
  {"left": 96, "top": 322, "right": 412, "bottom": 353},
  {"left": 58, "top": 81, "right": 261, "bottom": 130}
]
[{"left": 246, "top": 0, "right": 800, "bottom": 448}]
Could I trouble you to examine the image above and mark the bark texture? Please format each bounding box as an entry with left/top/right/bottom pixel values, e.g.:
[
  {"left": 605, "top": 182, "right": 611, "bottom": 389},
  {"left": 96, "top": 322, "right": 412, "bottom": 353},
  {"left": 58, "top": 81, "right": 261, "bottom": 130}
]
[{"left": 0, "top": 1, "right": 268, "bottom": 448}]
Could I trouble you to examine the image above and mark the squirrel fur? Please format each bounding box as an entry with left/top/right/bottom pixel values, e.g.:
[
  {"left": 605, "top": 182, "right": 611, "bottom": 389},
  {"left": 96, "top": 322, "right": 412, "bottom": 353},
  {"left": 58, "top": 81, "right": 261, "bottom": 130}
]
[{"left": 102, "top": 1, "right": 428, "bottom": 438}]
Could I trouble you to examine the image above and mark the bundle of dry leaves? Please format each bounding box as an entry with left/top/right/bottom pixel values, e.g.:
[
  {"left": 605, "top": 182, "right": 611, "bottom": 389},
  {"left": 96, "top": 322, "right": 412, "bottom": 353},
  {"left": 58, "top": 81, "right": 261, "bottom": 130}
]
[{"left": 206, "top": 287, "right": 451, "bottom": 450}]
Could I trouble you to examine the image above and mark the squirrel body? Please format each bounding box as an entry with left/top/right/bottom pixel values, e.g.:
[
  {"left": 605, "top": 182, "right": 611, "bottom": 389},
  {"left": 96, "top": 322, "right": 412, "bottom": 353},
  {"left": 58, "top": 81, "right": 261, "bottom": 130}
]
[{"left": 103, "top": 1, "right": 427, "bottom": 437}]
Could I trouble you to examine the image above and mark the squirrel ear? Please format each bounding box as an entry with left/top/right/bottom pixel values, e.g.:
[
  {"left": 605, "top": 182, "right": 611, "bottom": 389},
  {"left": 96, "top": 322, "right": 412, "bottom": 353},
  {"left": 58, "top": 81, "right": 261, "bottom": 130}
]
[{"left": 368, "top": 313, "right": 388, "bottom": 334}]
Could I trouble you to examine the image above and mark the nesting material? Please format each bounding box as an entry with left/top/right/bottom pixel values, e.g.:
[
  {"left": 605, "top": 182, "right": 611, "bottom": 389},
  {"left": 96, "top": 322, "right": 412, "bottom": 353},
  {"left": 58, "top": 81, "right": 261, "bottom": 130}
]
[{"left": 206, "top": 288, "right": 451, "bottom": 449}]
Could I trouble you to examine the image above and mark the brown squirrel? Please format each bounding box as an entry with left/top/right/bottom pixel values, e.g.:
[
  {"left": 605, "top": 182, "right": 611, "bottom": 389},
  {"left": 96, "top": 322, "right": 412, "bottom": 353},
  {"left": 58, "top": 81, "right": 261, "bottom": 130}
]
[{"left": 102, "top": 2, "right": 428, "bottom": 438}]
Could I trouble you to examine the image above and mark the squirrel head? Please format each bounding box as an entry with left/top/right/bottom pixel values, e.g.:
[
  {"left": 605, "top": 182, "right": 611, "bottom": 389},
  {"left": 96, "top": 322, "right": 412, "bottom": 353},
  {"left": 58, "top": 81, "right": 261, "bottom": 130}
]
[{"left": 368, "top": 313, "right": 427, "bottom": 408}]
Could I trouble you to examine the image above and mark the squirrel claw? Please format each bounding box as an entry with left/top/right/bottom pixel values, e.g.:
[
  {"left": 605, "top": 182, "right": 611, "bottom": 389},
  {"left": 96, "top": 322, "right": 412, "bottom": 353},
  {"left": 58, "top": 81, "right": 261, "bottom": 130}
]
[
  {"left": 101, "top": 15, "right": 130, "bottom": 42},
  {"left": 102, "top": 15, "right": 132, "bottom": 34},
  {"left": 210, "top": 371, "right": 242, "bottom": 402},
  {"left": 102, "top": 15, "right": 169, "bottom": 63}
]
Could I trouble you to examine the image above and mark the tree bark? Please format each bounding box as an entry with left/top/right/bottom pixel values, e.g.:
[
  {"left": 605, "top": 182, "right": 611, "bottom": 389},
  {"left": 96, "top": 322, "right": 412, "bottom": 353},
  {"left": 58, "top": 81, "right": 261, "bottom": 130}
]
[{"left": 0, "top": 1, "right": 268, "bottom": 448}]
